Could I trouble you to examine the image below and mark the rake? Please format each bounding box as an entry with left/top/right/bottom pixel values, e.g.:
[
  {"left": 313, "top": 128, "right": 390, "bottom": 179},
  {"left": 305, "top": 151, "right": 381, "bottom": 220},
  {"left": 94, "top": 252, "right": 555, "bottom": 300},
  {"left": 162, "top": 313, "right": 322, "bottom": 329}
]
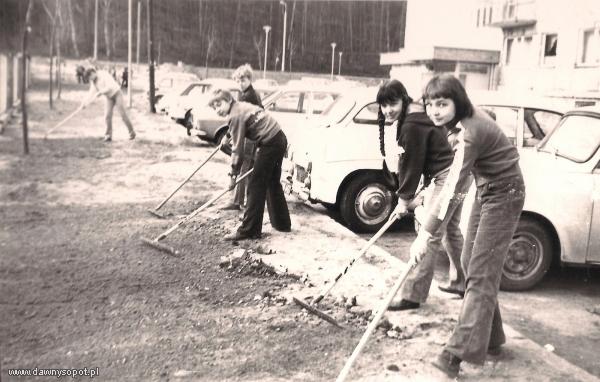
[
  {"left": 141, "top": 169, "right": 253, "bottom": 256},
  {"left": 335, "top": 261, "right": 417, "bottom": 382},
  {"left": 43, "top": 93, "right": 100, "bottom": 139},
  {"left": 147, "top": 142, "right": 225, "bottom": 219},
  {"left": 293, "top": 210, "right": 406, "bottom": 327}
]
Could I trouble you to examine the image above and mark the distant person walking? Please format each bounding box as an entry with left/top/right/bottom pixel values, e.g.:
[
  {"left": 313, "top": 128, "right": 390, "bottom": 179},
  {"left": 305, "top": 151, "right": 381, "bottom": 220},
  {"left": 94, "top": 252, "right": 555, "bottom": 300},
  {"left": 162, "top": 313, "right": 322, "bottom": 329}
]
[
  {"left": 221, "top": 64, "right": 263, "bottom": 211},
  {"left": 82, "top": 67, "right": 136, "bottom": 142}
]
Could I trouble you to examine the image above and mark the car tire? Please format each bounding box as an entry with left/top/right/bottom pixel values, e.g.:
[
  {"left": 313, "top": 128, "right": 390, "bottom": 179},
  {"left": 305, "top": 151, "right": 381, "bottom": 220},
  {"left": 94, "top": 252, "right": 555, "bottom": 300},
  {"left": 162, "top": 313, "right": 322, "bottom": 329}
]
[
  {"left": 339, "top": 172, "right": 395, "bottom": 233},
  {"left": 500, "top": 217, "right": 554, "bottom": 291},
  {"left": 184, "top": 110, "right": 193, "bottom": 130}
]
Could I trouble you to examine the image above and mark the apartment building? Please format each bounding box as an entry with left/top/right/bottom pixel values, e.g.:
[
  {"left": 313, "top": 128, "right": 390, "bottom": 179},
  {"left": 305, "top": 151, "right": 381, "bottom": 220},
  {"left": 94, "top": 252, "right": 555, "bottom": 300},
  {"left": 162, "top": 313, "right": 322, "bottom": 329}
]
[
  {"left": 379, "top": 0, "right": 503, "bottom": 98},
  {"left": 482, "top": 0, "right": 600, "bottom": 102}
]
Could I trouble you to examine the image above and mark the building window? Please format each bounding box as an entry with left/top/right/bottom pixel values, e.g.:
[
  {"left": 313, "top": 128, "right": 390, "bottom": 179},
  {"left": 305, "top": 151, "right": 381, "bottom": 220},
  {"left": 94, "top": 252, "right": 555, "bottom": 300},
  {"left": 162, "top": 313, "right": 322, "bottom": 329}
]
[
  {"left": 581, "top": 28, "right": 600, "bottom": 65},
  {"left": 476, "top": 8, "right": 480, "bottom": 27},
  {"left": 488, "top": 6, "right": 493, "bottom": 24},
  {"left": 544, "top": 34, "right": 558, "bottom": 57},
  {"left": 542, "top": 33, "right": 557, "bottom": 66},
  {"left": 505, "top": 38, "right": 514, "bottom": 65},
  {"left": 482, "top": 7, "right": 487, "bottom": 26}
]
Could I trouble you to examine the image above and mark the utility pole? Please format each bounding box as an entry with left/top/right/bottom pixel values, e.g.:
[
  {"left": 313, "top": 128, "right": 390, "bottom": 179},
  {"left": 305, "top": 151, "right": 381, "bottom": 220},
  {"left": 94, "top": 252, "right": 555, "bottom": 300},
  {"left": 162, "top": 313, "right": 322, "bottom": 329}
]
[
  {"left": 330, "top": 42, "right": 336, "bottom": 81},
  {"left": 147, "top": 0, "right": 155, "bottom": 113},
  {"left": 136, "top": 0, "right": 141, "bottom": 65},
  {"left": 280, "top": 1, "right": 287, "bottom": 72},
  {"left": 263, "top": 25, "right": 271, "bottom": 79},
  {"left": 128, "top": 0, "right": 132, "bottom": 107},
  {"left": 93, "top": 0, "right": 98, "bottom": 60}
]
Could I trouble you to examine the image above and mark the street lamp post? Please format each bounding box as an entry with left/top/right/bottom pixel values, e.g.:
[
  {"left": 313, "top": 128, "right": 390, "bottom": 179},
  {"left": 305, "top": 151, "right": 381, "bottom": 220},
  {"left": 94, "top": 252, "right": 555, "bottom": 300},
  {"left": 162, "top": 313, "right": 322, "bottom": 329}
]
[
  {"left": 280, "top": 1, "right": 287, "bottom": 72},
  {"left": 338, "top": 51, "right": 343, "bottom": 75},
  {"left": 330, "top": 42, "right": 337, "bottom": 80},
  {"left": 263, "top": 25, "right": 271, "bottom": 79}
]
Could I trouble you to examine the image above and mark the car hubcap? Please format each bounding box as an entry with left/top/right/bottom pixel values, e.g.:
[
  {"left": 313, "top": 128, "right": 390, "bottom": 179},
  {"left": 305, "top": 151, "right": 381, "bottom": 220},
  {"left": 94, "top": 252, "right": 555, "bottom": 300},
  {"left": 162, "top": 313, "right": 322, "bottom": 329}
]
[
  {"left": 354, "top": 183, "right": 392, "bottom": 226},
  {"left": 504, "top": 233, "right": 543, "bottom": 281}
]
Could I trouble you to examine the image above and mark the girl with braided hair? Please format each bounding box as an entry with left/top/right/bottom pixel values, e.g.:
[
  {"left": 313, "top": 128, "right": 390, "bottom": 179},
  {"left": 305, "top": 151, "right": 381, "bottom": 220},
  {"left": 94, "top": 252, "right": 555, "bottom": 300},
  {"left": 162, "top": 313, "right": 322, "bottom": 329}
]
[{"left": 376, "top": 79, "right": 466, "bottom": 311}]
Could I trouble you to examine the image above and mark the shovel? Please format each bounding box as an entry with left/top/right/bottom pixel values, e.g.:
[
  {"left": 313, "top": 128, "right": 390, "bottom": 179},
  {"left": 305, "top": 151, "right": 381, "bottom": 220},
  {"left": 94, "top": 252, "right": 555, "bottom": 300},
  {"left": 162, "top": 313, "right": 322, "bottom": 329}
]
[
  {"left": 148, "top": 141, "right": 226, "bottom": 219},
  {"left": 141, "top": 168, "right": 253, "bottom": 256}
]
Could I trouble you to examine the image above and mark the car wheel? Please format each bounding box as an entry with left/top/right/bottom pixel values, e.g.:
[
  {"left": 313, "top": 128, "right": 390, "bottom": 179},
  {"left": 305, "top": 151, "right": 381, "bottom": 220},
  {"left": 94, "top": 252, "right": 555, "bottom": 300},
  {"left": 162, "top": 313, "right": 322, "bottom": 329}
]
[
  {"left": 339, "top": 173, "right": 395, "bottom": 233},
  {"left": 500, "top": 217, "right": 554, "bottom": 291}
]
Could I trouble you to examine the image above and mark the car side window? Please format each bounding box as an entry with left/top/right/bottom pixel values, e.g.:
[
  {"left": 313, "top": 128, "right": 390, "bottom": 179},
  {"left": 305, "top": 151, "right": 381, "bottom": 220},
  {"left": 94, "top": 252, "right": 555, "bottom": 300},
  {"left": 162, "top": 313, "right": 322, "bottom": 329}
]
[
  {"left": 187, "top": 85, "right": 207, "bottom": 97},
  {"left": 312, "top": 92, "right": 337, "bottom": 115},
  {"left": 353, "top": 102, "right": 389, "bottom": 125},
  {"left": 484, "top": 106, "right": 519, "bottom": 146},
  {"left": 269, "top": 91, "right": 304, "bottom": 113},
  {"left": 533, "top": 110, "right": 562, "bottom": 136}
]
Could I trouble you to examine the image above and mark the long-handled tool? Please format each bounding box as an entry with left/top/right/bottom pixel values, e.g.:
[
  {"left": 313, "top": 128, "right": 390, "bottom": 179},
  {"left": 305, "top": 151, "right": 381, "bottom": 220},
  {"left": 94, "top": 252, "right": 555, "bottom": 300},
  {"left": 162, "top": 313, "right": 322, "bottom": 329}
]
[
  {"left": 43, "top": 93, "right": 100, "bottom": 139},
  {"left": 141, "top": 168, "right": 253, "bottom": 256},
  {"left": 147, "top": 142, "right": 225, "bottom": 219},
  {"left": 335, "top": 261, "right": 417, "bottom": 382},
  {"left": 292, "top": 211, "right": 405, "bottom": 327}
]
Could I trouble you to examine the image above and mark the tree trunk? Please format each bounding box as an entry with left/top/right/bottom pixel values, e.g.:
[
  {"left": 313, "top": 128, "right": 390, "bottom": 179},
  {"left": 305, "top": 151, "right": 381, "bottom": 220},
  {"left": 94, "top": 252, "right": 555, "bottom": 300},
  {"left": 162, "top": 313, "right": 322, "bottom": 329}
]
[
  {"left": 55, "top": 0, "right": 62, "bottom": 100},
  {"left": 301, "top": 1, "right": 307, "bottom": 54},
  {"left": 227, "top": 0, "right": 241, "bottom": 68},
  {"left": 385, "top": 2, "right": 390, "bottom": 51},
  {"left": 66, "top": 0, "right": 80, "bottom": 57},
  {"left": 253, "top": 35, "right": 263, "bottom": 71},
  {"left": 103, "top": 0, "right": 112, "bottom": 59},
  {"left": 204, "top": 24, "right": 215, "bottom": 78},
  {"left": 347, "top": 2, "right": 353, "bottom": 52},
  {"left": 21, "top": 0, "right": 33, "bottom": 155},
  {"left": 288, "top": 0, "right": 296, "bottom": 72}
]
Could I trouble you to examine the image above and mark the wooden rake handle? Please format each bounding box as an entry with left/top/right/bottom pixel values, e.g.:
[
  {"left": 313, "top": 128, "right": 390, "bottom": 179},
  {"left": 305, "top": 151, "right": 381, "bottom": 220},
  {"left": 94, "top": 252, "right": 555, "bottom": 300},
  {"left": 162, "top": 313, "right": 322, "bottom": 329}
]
[
  {"left": 154, "top": 168, "right": 253, "bottom": 241},
  {"left": 335, "top": 261, "right": 417, "bottom": 382}
]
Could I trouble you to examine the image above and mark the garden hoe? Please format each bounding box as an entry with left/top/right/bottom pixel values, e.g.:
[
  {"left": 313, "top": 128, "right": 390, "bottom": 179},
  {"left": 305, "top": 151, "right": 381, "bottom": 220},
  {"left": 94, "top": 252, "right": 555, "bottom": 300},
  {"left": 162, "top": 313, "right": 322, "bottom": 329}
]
[
  {"left": 335, "top": 260, "right": 417, "bottom": 382},
  {"left": 147, "top": 141, "right": 226, "bottom": 219},
  {"left": 293, "top": 210, "right": 407, "bottom": 328},
  {"left": 141, "top": 168, "right": 253, "bottom": 256},
  {"left": 43, "top": 93, "right": 100, "bottom": 139}
]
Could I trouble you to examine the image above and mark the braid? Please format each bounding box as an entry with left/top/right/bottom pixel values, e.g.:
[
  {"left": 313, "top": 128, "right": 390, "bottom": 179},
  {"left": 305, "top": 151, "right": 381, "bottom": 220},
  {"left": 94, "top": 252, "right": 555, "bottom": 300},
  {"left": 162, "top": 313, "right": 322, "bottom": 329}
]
[
  {"left": 395, "top": 100, "right": 410, "bottom": 143},
  {"left": 377, "top": 107, "right": 386, "bottom": 156}
]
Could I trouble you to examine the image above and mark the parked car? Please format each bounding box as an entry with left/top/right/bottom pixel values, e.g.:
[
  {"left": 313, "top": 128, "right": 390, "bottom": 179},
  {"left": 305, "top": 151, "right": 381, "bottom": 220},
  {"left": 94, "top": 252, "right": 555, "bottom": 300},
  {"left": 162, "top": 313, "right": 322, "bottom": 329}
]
[
  {"left": 286, "top": 89, "right": 567, "bottom": 233},
  {"left": 167, "top": 78, "right": 240, "bottom": 124},
  {"left": 186, "top": 83, "right": 343, "bottom": 147},
  {"left": 472, "top": 91, "right": 567, "bottom": 149},
  {"left": 477, "top": 106, "right": 600, "bottom": 291},
  {"left": 151, "top": 71, "right": 200, "bottom": 105}
]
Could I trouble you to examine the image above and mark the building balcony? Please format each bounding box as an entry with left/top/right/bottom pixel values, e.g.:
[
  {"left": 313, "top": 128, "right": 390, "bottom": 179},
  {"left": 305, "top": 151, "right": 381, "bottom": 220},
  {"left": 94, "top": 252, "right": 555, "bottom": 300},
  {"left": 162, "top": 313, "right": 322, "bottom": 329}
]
[{"left": 488, "top": 0, "right": 537, "bottom": 28}]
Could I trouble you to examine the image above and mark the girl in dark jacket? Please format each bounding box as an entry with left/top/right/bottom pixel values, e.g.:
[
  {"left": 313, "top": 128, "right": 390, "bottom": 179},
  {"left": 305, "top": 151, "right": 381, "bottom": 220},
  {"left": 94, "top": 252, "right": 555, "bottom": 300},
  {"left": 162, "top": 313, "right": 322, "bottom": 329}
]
[{"left": 376, "top": 79, "right": 466, "bottom": 310}]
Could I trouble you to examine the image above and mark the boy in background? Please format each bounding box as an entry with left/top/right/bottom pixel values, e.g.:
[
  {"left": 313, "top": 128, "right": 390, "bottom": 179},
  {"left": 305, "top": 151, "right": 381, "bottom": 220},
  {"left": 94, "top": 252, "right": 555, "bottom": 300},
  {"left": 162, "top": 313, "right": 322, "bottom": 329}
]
[
  {"left": 221, "top": 64, "right": 263, "bottom": 211},
  {"left": 82, "top": 67, "right": 136, "bottom": 142},
  {"left": 209, "top": 88, "right": 291, "bottom": 241}
]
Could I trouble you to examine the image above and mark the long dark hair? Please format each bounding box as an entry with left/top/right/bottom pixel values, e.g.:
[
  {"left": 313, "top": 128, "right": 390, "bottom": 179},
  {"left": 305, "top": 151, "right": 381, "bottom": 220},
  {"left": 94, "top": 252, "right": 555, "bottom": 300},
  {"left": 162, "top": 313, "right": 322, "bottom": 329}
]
[{"left": 376, "top": 79, "right": 412, "bottom": 156}]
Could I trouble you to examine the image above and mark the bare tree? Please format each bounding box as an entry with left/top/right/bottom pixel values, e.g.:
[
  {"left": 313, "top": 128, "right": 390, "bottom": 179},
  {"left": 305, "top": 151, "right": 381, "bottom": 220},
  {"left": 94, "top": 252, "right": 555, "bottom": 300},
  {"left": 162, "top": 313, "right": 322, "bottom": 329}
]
[
  {"left": 21, "top": 0, "right": 34, "bottom": 155},
  {"left": 66, "top": 0, "right": 80, "bottom": 57},
  {"left": 103, "top": 0, "right": 113, "bottom": 59},
  {"left": 41, "top": 0, "right": 56, "bottom": 108},
  {"left": 55, "top": 0, "right": 63, "bottom": 100},
  {"left": 204, "top": 24, "right": 216, "bottom": 78},
  {"left": 253, "top": 34, "right": 263, "bottom": 70},
  {"left": 287, "top": 0, "right": 296, "bottom": 72},
  {"left": 227, "top": 0, "right": 242, "bottom": 68}
]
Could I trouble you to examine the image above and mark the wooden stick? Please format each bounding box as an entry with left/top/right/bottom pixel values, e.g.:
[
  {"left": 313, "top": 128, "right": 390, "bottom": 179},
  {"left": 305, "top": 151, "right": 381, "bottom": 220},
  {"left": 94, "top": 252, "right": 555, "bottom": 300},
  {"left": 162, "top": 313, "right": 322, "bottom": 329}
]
[{"left": 335, "top": 262, "right": 416, "bottom": 382}]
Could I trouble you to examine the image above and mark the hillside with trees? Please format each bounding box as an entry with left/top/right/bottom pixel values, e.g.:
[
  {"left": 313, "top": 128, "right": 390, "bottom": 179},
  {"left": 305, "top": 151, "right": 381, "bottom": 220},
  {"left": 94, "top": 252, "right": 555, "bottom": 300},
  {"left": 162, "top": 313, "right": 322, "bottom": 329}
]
[{"left": 1, "top": 0, "right": 406, "bottom": 77}]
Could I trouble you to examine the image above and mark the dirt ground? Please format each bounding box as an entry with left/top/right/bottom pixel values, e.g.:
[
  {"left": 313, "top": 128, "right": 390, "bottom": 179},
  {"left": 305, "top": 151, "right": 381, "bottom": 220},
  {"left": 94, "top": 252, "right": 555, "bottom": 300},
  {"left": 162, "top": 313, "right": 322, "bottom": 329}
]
[{"left": 1, "top": 64, "right": 598, "bottom": 382}]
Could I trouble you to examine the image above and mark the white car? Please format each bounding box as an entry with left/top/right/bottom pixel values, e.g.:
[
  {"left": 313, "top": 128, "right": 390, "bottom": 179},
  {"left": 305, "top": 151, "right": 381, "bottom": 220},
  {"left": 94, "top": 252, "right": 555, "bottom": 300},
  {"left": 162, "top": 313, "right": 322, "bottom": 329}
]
[
  {"left": 287, "top": 88, "right": 568, "bottom": 234},
  {"left": 167, "top": 78, "right": 240, "bottom": 123},
  {"left": 188, "top": 83, "right": 343, "bottom": 147},
  {"left": 486, "top": 106, "right": 600, "bottom": 291}
]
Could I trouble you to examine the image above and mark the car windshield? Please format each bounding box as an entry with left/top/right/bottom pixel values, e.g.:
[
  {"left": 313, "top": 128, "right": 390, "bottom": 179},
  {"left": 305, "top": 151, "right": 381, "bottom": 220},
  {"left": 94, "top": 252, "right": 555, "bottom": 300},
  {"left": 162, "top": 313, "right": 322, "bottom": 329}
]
[
  {"left": 319, "top": 96, "right": 356, "bottom": 126},
  {"left": 539, "top": 113, "right": 600, "bottom": 162}
]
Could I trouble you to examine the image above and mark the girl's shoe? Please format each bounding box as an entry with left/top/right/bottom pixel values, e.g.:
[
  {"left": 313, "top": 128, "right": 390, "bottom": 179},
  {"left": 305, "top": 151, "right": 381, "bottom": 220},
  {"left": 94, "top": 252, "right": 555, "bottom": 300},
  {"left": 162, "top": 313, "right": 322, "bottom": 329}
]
[{"left": 431, "top": 350, "right": 461, "bottom": 379}]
